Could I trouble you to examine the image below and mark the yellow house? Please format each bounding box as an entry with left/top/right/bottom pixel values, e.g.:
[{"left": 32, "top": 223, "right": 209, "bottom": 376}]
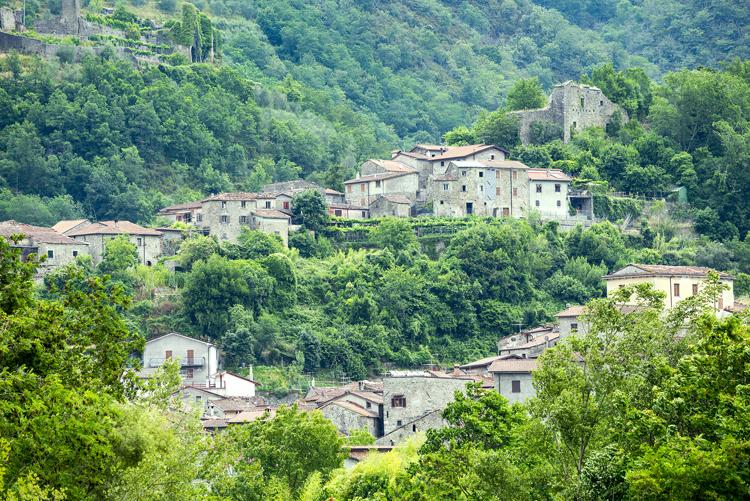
[{"left": 603, "top": 264, "right": 734, "bottom": 311}]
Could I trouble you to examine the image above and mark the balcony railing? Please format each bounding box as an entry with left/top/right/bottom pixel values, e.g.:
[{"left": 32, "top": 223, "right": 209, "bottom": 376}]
[{"left": 148, "top": 356, "right": 206, "bottom": 368}]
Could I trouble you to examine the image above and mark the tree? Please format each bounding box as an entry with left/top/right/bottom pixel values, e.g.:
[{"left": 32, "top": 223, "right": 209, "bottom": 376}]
[
  {"left": 98, "top": 235, "right": 139, "bottom": 276},
  {"left": 221, "top": 227, "right": 284, "bottom": 260},
  {"left": 473, "top": 110, "right": 521, "bottom": 149},
  {"left": 177, "top": 235, "right": 219, "bottom": 270},
  {"left": 219, "top": 406, "right": 345, "bottom": 495},
  {"left": 292, "top": 189, "right": 328, "bottom": 233},
  {"left": 369, "top": 217, "right": 417, "bottom": 253},
  {"left": 443, "top": 126, "right": 476, "bottom": 146},
  {"left": 506, "top": 78, "right": 547, "bottom": 111}
]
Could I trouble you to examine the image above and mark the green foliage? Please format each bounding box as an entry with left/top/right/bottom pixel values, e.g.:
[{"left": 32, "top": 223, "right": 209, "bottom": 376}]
[
  {"left": 345, "top": 428, "right": 376, "bottom": 446},
  {"left": 473, "top": 110, "right": 521, "bottom": 149},
  {"left": 292, "top": 189, "right": 328, "bottom": 233},
  {"left": 177, "top": 235, "right": 219, "bottom": 270},
  {"left": 506, "top": 77, "right": 547, "bottom": 111}
]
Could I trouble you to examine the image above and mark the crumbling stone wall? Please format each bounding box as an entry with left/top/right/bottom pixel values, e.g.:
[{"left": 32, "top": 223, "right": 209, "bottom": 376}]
[
  {"left": 0, "top": 7, "right": 17, "bottom": 31},
  {"left": 509, "top": 81, "right": 626, "bottom": 144}
]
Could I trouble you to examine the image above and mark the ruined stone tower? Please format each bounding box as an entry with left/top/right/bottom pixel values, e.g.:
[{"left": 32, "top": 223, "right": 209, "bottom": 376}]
[
  {"left": 60, "top": 0, "right": 81, "bottom": 34},
  {"left": 509, "top": 81, "right": 626, "bottom": 144}
]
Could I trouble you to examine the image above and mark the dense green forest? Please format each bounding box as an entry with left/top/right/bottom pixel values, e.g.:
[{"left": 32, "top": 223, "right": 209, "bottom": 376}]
[{"left": 3, "top": 237, "right": 750, "bottom": 498}]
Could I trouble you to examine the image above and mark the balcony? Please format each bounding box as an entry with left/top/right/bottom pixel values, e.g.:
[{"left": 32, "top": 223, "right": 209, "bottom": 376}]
[{"left": 148, "top": 356, "right": 206, "bottom": 368}]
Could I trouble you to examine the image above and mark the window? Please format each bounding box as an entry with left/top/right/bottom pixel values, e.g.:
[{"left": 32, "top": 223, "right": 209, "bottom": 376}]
[
  {"left": 196, "top": 395, "right": 202, "bottom": 402},
  {"left": 347, "top": 185, "right": 352, "bottom": 193},
  {"left": 137, "top": 237, "right": 142, "bottom": 247},
  {"left": 536, "top": 184, "right": 542, "bottom": 193},
  {"left": 72, "top": 250, "right": 78, "bottom": 257},
  {"left": 673, "top": 283, "right": 680, "bottom": 297},
  {"left": 572, "top": 121, "right": 577, "bottom": 129},
  {"left": 221, "top": 201, "right": 227, "bottom": 209},
  {"left": 443, "top": 183, "right": 449, "bottom": 191},
  {"left": 220, "top": 215, "right": 229, "bottom": 224},
  {"left": 440, "top": 161, "right": 445, "bottom": 166},
  {"left": 580, "top": 97, "right": 584, "bottom": 108},
  {"left": 512, "top": 171, "right": 518, "bottom": 180},
  {"left": 556, "top": 200, "right": 562, "bottom": 207},
  {"left": 366, "top": 402, "right": 372, "bottom": 409},
  {"left": 239, "top": 215, "right": 247, "bottom": 223},
  {"left": 283, "top": 201, "right": 290, "bottom": 210},
  {"left": 186, "top": 368, "right": 194, "bottom": 379},
  {"left": 187, "top": 349, "right": 194, "bottom": 364},
  {"left": 462, "top": 185, "right": 467, "bottom": 192},
  {"left": 334, "top": 209, "right": 342, "bottom": 217},
  {"left": 490, "top": 154, "right": 495, "bottom": 160},
  {"left": 391, "top": 395, "right": 406, "bottom": 408},
  {"left": 503, "top": 208, "right": 510, "bottom": 217},
  {"left": 264, "top": 201, "right": 271, "bottom": 209},
  {"left": 512, "top": 380, "right": 521, "bottom": 393},
  {"left": 479, "top": 171, "right": 484, "bottom": 178},
  {"left": 692, "top": 284, "right": 699, "bottom": 295},
  {"left": 555, "top": 184, "right": 561, "bottom": 193},
  {"left": 165, "top": 350, "right": 172, "bottom": 359},
  {"left": 439, "top": 200, "right": 444, "bottom": 205},
  {"left": 719, "top": 296, "right": 724, "bottom": 310},
  {"left": 496, "top": 187, "right": 501, "bottom": 196},
  {"left": 461, "top": 171, "right": 467, "bottom": 176},
  {"left": 535, "top": 200, "right": 540, "bottom": 207},
  {"left": 600, "top": 100, "right": 604, "bottom": 106},
  {"left": 571, "top": 323, "right": 578, "bottom": 332},
  {"left": 47, "top": 249, "right": 54, "bottom": 259},
  {"left": 513, "top": 188, "right": 518, "bottom": 197},
  {"left": 412, "top": 424, "right": 417, "bottom": 432},
  {"left": 480, "top": 185, "right": 484, "bottom": 192},
  {"left": 397, "top": 420, "right": 402, "bottom": 426},
  {"left": 360, "top": 185, "right": 365, "bottom": 192},
  {"left": 361, "top": 211, "right": 367, "bottom": 218},
  {"left": 375, "top": 180, "right": 381, "bottom": 188},
  {"left": 241, "top": 201, "right": 246, "bottom": 208},
  {"left": 197, "top": 214, "right": 203, "bottom": 222}
]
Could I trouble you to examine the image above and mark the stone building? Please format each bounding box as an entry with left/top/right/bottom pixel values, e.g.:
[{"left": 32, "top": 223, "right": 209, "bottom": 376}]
[
  {"left": 200, "top": 192, "right": 292, "bottom": 246},
  {"left": 528, "top": 169, "right": 572, "bottom": 219},
  {"left": 489, "top": 358, "right": 538, "bottom": 404},
  {"left": 328, "top": 202, "right": 370, "bottom": 219},
  {"left": 319, "top": 400, "right": 381, "bottom": 438},
  {"left": 497, "top": 326, "right": 560, "bottom": 358},
  {"left": 433, "top": 159, "right": 530, "bottom": 217},
  {"left": 158, "top": 201, "right": 203, "bottom": 224},
  {"left": 344, "top": 170, "right": 419, "bottom": 208},
  {"left": 262, "top": 179, "right": 346, "bottom": 205},
  {"left": 377, "top": 371, "right": 473, "bottom": 444},
  {"left": 0, "top": 220, "right": 89, "bottom": 275},
  {"left": 369, "top": 194, "right": 412, "bottom": 218},
  {"left": 509, "top": 81, "right": 626, "bottom": 144},
  {"left": 65, "top": 220, "right": 163, "bottom": 266}
]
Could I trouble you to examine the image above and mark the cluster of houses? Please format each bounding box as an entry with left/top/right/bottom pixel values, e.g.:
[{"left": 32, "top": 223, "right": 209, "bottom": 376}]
[
  {"left": 136, "top": 263, "right": 742, "bottom": 455},
  {"left": 343, "top": 143, "right": 594, "bottom": 221}
]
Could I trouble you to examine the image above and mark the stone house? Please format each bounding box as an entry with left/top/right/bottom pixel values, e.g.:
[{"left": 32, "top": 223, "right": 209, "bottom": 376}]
[
  {"left": 369, "top": 194, "right": 412, "bottom": 218},
  {"left": 378, "top": 371, "right": 473, "bottom": 444},
  {"left": 64, "top": 220, "right": 162, "bottom": 266},
  {"left": 0, "top": 220, "right": 89, "bottom": 274},
  {"left": 604, "top": 264, "right": 734, "bottom": 311},
  {"left": 324, "top": 188, "right": 346, "bottom": 204},
  {"left": 392, "top": 144, "right": 510, "bottom": 202},
  {"left": 344, "top": 170, "right": 419, "bottom": 208},
  {"left": 528, "top": 169, "right": 572, "bottom": 219},
  {"left": 556, "top": 304, "right": 589, "bottom": 340},
  {"left": 320, "top": 400, "right": 380, "bottom": 437},
  {"left": 52, "top": 219, "right": 91, "bottom": 236},
  {"left": 488, "top": 358, "right": 538, "bottom": 404},
  {"left": 200, "top": 192, "right": 291, "bottom": 246},
  {"left": 140, "top": 332, "right": 219, "bottom": 387},
  {"left": 459, "top": 355, "right": 508, "bottom": 375},
  {"left": 262, "top": 179, "right": 347, "bottom": 205},
  {"left": 433, "top": 160, "right": 530, "bottom": 217},
  {"left": 328, "top": 202, "right": 370, "bottom": 219},
  {"left": 497, "top": 326, "right": 560, "bottom": 358}
]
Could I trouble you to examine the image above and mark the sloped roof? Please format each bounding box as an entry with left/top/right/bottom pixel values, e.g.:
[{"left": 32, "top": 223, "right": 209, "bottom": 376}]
[
  {"left": 460, "top": 354, "right": 505, "bottom": 370},
  {"left": 434, "top": 173, "right": 458, "bottom": 181},
  {"left": 145, "top": 332, "right": 215, "bottom": 347},
  {"left": 212, "top": 398, "right": 258, "bottom": 412},
  {"left": 67, "top": 220, "right": 162, "bottom": 237},
  {"left": 320, "top": 400, "right": 379, "bottom": 418},
  {"left": 228, "top": 408, "right": 276, "bottom": 423},
  {"left": 451, "top": 159, "right": 530, "bottom": 170},
  {"left": 202, "top": 192, "right": 259, "bottom": 202},
  {"left": 52, "top": 219, "right": 90, "bottom": 234},
  {"left": 394, "top": 150, "right": 429, "bottom": 160},
  {"left": 556, "top": 305, "right": 587, "bottom": 318},
  {"left": 371, "top": 194, "right": 412, "bottom": 205},
  {"left": 325, "top": 188, "right": 344, "bottom": 195},
  {"left": 344, "top": 171, "right": 417, "bottom": 184},
  {"left": 216, "top": 371, "right": 260, "bottom": 386},
  {"left": 506, "top": 331, "right": 560, "bottom": 350},
  {"left": 604, "top": 264, "right": 732, "bottom": 280},
  {"left": 158, "top": 201, "right": 202, "bottom": 213},
  {"left": 527, "top": 169, "right": 572, "bottom": 182},
  {"left": 431, "top": 144, "right": 510, "bottom": 161},
  {"left": 254, "top": 209, "right": 290, "bottom": 220},
  {"left": 329, "top": 202, "right": 369, "bottom": 210},
  {"left": 0, "top": 221, "right": 88, "bottom": 245},
  {"left": 370, "top": 159, "right": 416, "bottom": 173},
  {"left": 413, "top": 143, "right": 444, "bottom": 150},
  {"left": 488, "top": 359, "right": 538, "bottom": 373}
]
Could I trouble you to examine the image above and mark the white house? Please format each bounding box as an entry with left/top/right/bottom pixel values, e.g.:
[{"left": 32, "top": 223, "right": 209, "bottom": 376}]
[
  {"left": 488, "top": 358, "right": 538, "bottom": 404},
  {"left": 527, "top": 169, "right": 572, "bottom": 219},
  {"left": 141, "top": 332, "right": 219, "bottom": 387}
]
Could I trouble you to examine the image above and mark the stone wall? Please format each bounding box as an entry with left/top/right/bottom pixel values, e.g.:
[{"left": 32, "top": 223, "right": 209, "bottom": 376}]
[
  {"left": 494, "top": 372, "right": 535, "bottom": 403},
  {"left": 0, "top": 31, "right": 140, "bottom": 63},
  {"left": 509, "top": 81, "right": 626, "bottom": 144}
]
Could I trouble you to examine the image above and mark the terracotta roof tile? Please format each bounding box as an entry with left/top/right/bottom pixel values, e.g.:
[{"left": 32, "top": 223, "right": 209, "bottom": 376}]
[
  {"left": 344, "top": 171, "right": 417, "bottom": 184},
  {"left": 253, "top": 209, "right": 290, "bottom": 220},
  {"left": 604, "top": 264, "right": 732, "bottom": 280},
  {"left": 320, "top": 400, "right": 379, "bottom": 418},
  {"left": 67, "top": 220, "right": 162, "bottom": 237},
  {"left": 372, "top": 194, "right": 411, "bottom": 205},
  {"left": 431, "top": 144, "right": 510, "bottom": 161},
  {"left": 527, "top": 169, "right": 572, "bottom": 181},
  {"left": 158, "top": 201, "right": 202, "bottom": 213},
  {"left": 51, "top": 219, "right": 90, "bottom": 234},
  {"left": 488, "top": 359, "right": 538, "bottom": 373},
  {"left": 370, "top": 159, "right": 416, "bottom": 173},
  {"left": 0, "top": 221, "right": 87, "bottom": 245}
]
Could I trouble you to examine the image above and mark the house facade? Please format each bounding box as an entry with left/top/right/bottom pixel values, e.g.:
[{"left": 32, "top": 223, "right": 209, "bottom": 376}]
[
  {"left": 66, "top": 220, "right": 162, "bottom": 266},
  {"left": 369, "top": 195, "right": 412, "bottom": 218},
  {"left": 603, "top": 264, "right": 734, "bottom": 311},
  {"left": 200, "top": 192, "right": 291, "bottom": 245},
  {"left": 328, "top": 203, "right": 370, "bottom": 219},
  {"left": 528, "top": 169, "right": 571, "bottom": 219},
  {"left": 140, "top": 332, "right": 219, "bottom": 386},
  {"left": 433, "top": 160, "right": 530, "bottom": 217},
  {"left": 0, "top": 220, "right": 89, "bottom": 274},
  {"left": 344, "top": 170, "right": 419, "bottom": 208},
  {"left": 489, "top": 358, "right": 538, "bottom": 404},
  {"left": 157, "top": 201, "right": 203, "bottom": 224},
  {"left": 320, "top": 400, "right": 380, "bottom": 437}
]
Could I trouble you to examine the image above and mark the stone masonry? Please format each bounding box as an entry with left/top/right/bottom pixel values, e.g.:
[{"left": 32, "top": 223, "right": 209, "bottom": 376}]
[{"left": 509, "top": 81, "right": 626, "bottom": 144}]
